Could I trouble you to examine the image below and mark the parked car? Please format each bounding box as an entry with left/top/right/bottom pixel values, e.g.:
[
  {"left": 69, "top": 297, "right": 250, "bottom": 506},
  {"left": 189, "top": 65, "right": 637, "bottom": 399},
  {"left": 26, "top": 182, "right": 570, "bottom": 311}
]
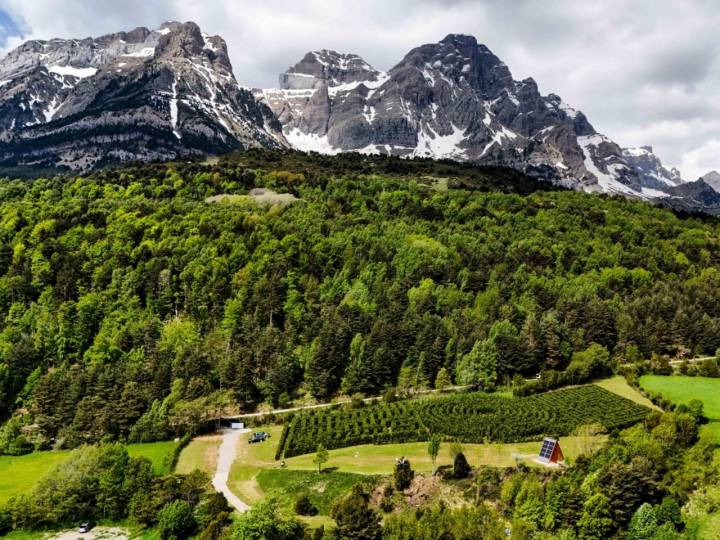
[
  {"left": 248, "top": 431, "right": 269, "bottom": 444},
  {"left": 78, "top": 522, "right": 95, "bottom": 533}
]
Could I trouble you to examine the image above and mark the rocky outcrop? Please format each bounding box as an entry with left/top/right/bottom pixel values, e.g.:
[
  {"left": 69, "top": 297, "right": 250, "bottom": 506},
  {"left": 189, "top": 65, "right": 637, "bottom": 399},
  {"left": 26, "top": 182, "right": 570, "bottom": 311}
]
[
  {"left": 621, "top": 146, "right": 684, "bottom": 193},
  {"left": 661, "top": 179, "right": 720, "bottom": 215},
  {"left": 0, "top": 21, "right": 285, "bottom": 170},
  {"left": 256, "top": 34, "right": 687, "bottom": 203}
]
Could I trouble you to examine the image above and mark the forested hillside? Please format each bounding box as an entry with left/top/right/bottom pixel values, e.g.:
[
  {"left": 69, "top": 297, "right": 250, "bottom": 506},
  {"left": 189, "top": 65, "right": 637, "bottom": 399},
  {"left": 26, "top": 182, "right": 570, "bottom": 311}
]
[{"left": 1, "top": 150, "right": 719, "bottom": 451}]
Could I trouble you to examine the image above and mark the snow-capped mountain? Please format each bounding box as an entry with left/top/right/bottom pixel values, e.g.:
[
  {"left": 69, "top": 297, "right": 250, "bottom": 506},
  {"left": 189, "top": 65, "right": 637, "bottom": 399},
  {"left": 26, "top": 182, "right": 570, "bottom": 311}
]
[
  {"left": 256, "top": 34, "right": 691, "bottom": 203},
  {"left": 0, "top": 25, "right": 716, "bottom": 214},
  {"left": 0, "top": 21, "right": 284, "bottom": 170}
]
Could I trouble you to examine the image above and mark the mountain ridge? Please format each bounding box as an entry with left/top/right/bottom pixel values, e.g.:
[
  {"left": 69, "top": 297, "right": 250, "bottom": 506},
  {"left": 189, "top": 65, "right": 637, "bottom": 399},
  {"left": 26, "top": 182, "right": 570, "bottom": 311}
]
[
  {"left": 0, "top": 25, "right": 717, "bottom": 214},
  {"left": 0, "top": 20, "right": 285, "bottom": 170},
  {"left": 256, "top": 34, "right": 702, "bottom": 208}
]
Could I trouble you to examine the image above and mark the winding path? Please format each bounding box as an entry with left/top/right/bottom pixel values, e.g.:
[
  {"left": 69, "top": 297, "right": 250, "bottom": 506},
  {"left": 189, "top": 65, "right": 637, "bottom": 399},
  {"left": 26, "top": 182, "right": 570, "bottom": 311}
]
[{"left": 212, "top": 428, "right": 251, "bottom": 512}]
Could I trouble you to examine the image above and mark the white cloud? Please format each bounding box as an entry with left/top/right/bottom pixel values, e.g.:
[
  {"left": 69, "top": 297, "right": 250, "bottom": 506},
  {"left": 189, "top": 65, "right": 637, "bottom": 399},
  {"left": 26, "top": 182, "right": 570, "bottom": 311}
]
[
  {"left": 0, "top": 0, "right": 718, "bottom": 176},
  {"left": 680, "top": 139, "right": 720, "bottom": 181}
]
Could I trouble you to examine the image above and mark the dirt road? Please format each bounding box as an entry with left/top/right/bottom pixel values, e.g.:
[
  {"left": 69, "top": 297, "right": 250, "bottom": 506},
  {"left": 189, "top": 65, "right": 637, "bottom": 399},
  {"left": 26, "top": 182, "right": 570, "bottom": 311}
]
[{"left": 212, "top": 428, "right": 251, "bottom": 512}]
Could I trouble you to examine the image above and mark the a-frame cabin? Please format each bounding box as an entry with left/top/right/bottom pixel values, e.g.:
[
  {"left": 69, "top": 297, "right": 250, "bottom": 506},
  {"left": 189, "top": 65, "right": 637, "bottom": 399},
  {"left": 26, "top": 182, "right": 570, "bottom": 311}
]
[{"left": 536, "top": 437, "right": 564, "bottom": 465}]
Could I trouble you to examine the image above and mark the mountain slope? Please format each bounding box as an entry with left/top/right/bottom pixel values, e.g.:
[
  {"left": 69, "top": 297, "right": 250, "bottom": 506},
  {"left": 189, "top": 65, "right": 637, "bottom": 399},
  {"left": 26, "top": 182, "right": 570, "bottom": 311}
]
[
  {"left": 0, "top": 21, "right": 285, "bottom": 170},
  {"left": 256, "top": 35, "right": 695, "bottom": 205}
]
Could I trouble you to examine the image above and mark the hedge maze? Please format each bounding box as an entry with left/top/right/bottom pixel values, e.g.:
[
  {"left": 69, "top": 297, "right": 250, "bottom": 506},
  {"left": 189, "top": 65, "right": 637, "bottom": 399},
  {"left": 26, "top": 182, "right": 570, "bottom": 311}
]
[{"left": 276, "top": 385, "right": 650, "bottom": 458}]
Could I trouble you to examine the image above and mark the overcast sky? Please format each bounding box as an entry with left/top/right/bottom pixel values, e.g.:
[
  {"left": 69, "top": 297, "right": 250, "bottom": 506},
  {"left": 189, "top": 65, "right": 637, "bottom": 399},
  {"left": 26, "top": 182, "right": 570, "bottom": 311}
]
[{"left": 0, "top": 0, "right": 718, "bottom": 179}]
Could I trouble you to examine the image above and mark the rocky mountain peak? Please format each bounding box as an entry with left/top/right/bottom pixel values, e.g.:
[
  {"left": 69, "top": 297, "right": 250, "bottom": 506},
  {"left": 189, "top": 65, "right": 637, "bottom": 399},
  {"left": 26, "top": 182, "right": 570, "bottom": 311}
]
[
  {"left": 280, "top": 49, "right": 381, "bottom": 89},
  {"left": 393, "top": 33, "right": 513, "bottom": 98},
  {"left": 257, "top": 33, "right": 707, "bottom": 209},
  {"left": 0, "top": 21, "right": 284, "bottom": 170}
]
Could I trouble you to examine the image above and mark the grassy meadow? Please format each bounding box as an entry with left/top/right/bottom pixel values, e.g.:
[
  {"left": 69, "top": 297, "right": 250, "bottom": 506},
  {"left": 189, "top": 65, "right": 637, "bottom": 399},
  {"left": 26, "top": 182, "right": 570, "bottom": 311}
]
[
  {"left": 0, "top": 440, "right": 178, "bottom": 505},
  {"left": 640, "top": 375, "right": 720, "bottom": 441}
]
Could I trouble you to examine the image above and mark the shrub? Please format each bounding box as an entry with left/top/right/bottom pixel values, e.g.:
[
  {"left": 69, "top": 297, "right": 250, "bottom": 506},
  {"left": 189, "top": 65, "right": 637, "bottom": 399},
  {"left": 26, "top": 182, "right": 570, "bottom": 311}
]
[
  {"left": 331, "top": 486, "right": 382, "bottom": 540},
  {"left": 380, "top": 485, "right": 395, "bottom": 512},
  {"left": 294, "top": 494, "right": 318, "bottom": 516},
  {"left": 435, "top": 367, "right": 452, "bottom": 390},
  {"left": 383, "top": 387, "right": 398, "bottom": 403},
  {"left": 350, "top": 393, "right": 366, "bottom": 409},
  {"left": 697, "top": 358, "right": 720, "bottom": 378},
  {"left": 453, "top": 452, "right": 472, "bottom": 479},
  {"left": 475, "top": 467, "right": 501, "bottom": 500},
  {"left": 394, "top": 457, "right": 414, "bottom": 490},
  {"left": 158, "top": 500, "right": 196, "bottom": 540}
]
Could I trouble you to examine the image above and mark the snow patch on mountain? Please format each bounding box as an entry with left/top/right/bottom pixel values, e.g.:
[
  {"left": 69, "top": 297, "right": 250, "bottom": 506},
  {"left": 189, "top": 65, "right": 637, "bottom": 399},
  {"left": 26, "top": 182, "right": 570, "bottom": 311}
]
[
  {"left": 578, "top": 135, "right": 642, "bottom": 197},
  {"left": 414, "top": 124, "right": 467, "bottom": 159},
  {"left": 285, "top": 128, "right": 340, "bottom": 154},
  {"left": 47, "top": 65, "right": 97, "bottom": 78}
]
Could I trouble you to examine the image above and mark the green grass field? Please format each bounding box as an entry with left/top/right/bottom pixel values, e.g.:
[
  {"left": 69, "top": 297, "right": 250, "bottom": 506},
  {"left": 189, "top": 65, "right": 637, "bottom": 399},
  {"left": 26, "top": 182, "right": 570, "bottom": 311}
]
[
  {"left": 0, "top": 440, "right": 178, "bottom": 505},
  {"left": 282, "top": 434, "right": 606, "bottom": 474},
  {"left": 175, "top": 436, "right": 221, "bottom": 476},
  {"left": 639, "top": 375, "right": 720, "bottom": 441},
  {"left": 127, "top": 440, "right": 179, "bottom": 475},
  {"left": 595, "top": 376, "right": 661, "bottom": 410},
  {"left": 226, "top": 421, "right": 607, "bottom": 514},
  {"left": 256, "top": 468, "right": 376, "bottom": 515},
  {"left": 0, "top": 450, "right": 70, "bottom": 505}
]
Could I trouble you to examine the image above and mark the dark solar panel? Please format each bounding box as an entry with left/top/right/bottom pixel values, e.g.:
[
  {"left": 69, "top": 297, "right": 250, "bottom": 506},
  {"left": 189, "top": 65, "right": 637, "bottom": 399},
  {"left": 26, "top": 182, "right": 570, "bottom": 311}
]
[{"left": 538, "top": 438, "right": 556, "bottom": 461}]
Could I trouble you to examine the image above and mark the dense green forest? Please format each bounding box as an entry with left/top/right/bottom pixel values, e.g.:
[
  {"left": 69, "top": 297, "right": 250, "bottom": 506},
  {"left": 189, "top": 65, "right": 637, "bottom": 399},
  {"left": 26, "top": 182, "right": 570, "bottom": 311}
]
[{"left": 1, "top": 150, "right": 719, "bottom": 452}]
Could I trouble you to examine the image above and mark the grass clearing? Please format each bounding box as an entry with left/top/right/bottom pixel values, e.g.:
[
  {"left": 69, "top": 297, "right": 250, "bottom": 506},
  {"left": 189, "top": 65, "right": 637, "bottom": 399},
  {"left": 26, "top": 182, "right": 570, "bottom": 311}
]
[
  {"left": 282, "top": 435, "right": 607, "bottom": 474},
  {"left": 126, "top": 440, "right": 179, "bottom": 475},
  {"left": 256, "top": 468, "right": 377, "bottom": 515},
  {"left": 595, "top": 376, "right": 661, "bottom": 410},
  {"left": 175, "top": 436, "right": 221, "bottom": 476},
  {"left": 0, "top": 450, "right": 70, "bottom": 505},
  {"left": 226, "top": 425, "right": 606, "bottom": 501},
  {"left": 640, "top": 375, "right": 720, "bottom": 441},
  {"left": 228, "top": 425, "right": 285, "bottom": 506},
  {"left": 0, "top": 441, "right": 178, "bottom": 505}
]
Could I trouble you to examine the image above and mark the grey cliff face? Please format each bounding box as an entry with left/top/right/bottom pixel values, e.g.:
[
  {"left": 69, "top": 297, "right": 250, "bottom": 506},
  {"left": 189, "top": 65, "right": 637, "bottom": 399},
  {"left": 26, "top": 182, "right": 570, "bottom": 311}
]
[
  {"left": 0, "top": 21, "right": 285, "bottom": 170},
  {"left": 256, "top": 34, "right": 695, "bottom": 204},
  {"left": 621, "top": 146, "right": 684, "bottom": 192}
]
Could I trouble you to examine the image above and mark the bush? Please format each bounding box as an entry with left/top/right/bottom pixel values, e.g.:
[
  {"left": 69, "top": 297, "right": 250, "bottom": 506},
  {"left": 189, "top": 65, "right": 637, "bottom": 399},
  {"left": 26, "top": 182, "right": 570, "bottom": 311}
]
[
  {"left": 697, "top": 358, "right": 720, "bottom": 378},
  {"left": 331, "top": 486, "right": 382, "bottom": 540},
  {"left": 294, "top": 494, "right": 318, "bottom": 516},
  {"left": 453, "top": 452, "right": 471, "bottom": 479},
  {"left": 379, "top": 485, "right": 395, "bottom": 512},
  {"left": 383, "top": 388, "right": 398, "bottom": 403},
  {"left": 350, "top": 393, "right": 366, "bottom": 409},
  {"left": 394, "top": 457, "right": 414, "bottom": 490},
  {"left": 158, "top": 500, "right": 196, "bottom": 540},
  {"left": 475, "top": 467, "right": 501, "bottom": 500},
  {"left": 0, "top": 511, "right": 11, "bottom": 536},
  {"left": 435, "top": 367, "right": 452, "bottom": 390}
]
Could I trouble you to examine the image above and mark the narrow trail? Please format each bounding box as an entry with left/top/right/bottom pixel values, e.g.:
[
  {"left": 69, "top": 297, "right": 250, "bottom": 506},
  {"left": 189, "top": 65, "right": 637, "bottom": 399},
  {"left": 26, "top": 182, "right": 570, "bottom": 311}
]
[{"left": 212, "top": 428, "right": 251, "bottom": 512}]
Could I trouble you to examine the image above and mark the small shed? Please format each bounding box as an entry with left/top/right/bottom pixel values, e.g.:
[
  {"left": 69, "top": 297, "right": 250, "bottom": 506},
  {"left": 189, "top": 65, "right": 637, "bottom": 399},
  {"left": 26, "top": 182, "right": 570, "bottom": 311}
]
[{"left": 536, "top": 437, "right": 564, "bottom": 465}]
